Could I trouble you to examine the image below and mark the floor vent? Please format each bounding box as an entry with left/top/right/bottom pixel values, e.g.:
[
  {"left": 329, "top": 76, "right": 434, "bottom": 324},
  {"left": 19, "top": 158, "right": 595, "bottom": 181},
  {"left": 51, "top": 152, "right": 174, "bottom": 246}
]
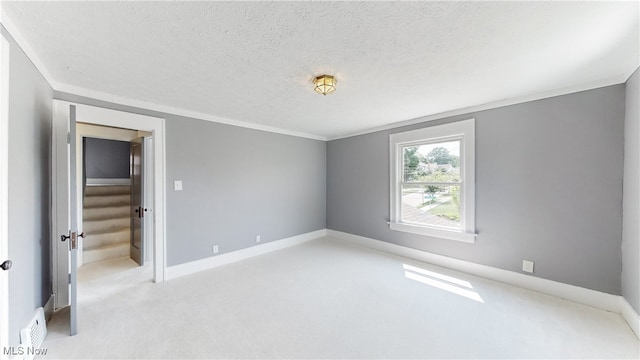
[{"left": 19, "top": 307, "right": 47, "bottom": 359}]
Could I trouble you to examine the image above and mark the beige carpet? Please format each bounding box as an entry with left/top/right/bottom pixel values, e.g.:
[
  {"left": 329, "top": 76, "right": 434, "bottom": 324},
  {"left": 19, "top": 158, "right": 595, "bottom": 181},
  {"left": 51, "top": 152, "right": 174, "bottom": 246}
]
[{"left": 42, "top": 237, "right": 639, "bottom": 359}]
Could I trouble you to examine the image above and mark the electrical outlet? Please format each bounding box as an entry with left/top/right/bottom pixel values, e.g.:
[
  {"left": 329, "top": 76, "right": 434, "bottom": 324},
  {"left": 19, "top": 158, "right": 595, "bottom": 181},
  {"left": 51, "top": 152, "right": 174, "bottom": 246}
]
[
  {"left": 522, "top": 260, "right": 534, "bottom": 273},
  {"left": 256, "top": 235, "right": 261, "bottom": 243},
  {"left": 213, "top": 245, "right": 219, "bottom": 254}
]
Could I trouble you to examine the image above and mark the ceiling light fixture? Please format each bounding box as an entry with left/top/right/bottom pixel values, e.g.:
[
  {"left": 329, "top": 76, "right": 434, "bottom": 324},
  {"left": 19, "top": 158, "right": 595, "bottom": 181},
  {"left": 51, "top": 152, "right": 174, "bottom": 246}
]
[{"left": 313, "top": 75, "right": 337, "bottom": 96}]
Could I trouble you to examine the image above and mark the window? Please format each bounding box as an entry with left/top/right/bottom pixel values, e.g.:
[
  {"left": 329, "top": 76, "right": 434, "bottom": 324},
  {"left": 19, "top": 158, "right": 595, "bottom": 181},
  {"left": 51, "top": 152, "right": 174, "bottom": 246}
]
[{"left": 389, "top": 119, "right": 475, "bottom": 243}]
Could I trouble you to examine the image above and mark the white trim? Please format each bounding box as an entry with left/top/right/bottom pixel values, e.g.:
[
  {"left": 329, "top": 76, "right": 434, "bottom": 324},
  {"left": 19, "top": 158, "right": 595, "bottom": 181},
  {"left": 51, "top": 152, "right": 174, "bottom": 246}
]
[
  {"left": 621, "top": 297, "right": 640, "bottom": 340},
  {"left": 166, "top": 229, "right": 327, "bottom": 280},
  {"left": 85, "top": 178, "right": 131, "bottom": 186},
  {"left": 143, "top": 137, "right": 154, "bottom": 263},
  {"left": 0, "top": 32, "right": 10, "bottom": 351},
  {"left": 1, "top": 11, "right": 325, "bottom": 141},
  {"left": 5, "top": 9, "right": 632, "bottom": 144},
  {"left": 1, "top": 9, "right": 633, "bottom": 144},
  {"left": 158, "top": 120, "right": 167, "bottom": 282},
  {"left": 0, "top": 11, "right": 56, "bottom": 87},
  {"left": 389, "top": 119, "right": 475, "bottom": 242},
  {"left": 326, "top": 229, "right": 622, "bottom": 313},
  {"left": 56, "top": 83, "right": 327, "bottom": 141},
  {"left": 328, "top": 75, "right": 630, "bottom": 141},
  {"left": 388, "top": 223, "right": 475, "bottom": 243}
]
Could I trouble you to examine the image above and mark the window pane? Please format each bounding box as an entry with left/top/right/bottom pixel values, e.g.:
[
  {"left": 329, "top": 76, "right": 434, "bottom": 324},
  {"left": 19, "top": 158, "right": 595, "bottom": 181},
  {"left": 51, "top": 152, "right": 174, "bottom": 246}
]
[
  {"left": 403, "top": 140, "right": 460, "bottom": 183},
  {"left": 401, "top": 184, "right": 461, "bottom": 229}
]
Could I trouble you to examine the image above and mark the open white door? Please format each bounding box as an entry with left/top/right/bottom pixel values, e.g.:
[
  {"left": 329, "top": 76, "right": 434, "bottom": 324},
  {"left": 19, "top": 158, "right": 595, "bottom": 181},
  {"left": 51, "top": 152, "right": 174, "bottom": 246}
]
[
  {"left": 52, "top": 101, "right": 80, "bottom": 336},
  {"left": 0, "top": 33, "right": 11, "bottom": 351}
]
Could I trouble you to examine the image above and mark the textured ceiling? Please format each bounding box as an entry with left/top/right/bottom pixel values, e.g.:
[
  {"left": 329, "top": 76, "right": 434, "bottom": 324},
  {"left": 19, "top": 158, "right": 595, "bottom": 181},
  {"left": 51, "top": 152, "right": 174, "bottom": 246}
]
[{"left": 2, "top": 1, "right": 638, "bottom": 139}]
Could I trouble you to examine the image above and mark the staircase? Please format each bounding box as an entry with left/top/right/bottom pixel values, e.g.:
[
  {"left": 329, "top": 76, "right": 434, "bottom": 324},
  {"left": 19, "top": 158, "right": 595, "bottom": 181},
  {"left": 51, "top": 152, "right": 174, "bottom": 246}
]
[{"left": 82, "top": 185, "right": 131, "bottom": 264}]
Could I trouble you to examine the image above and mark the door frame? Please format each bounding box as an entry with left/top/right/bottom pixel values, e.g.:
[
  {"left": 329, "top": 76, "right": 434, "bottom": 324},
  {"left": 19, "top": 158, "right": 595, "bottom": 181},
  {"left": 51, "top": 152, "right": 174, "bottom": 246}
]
[
  {"left": 0, "top": 33, "right": 11, "bottom": 351},
  {"left": 143, "top": 137, "right": 154, "bottom": 263},
  {"left": 52, "top": 101, "right": 166, "bottom": 309}
]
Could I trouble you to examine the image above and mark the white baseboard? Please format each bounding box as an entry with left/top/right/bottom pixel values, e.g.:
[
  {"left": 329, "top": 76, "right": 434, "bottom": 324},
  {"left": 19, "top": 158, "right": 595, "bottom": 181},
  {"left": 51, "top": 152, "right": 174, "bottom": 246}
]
[
  {"left": 165, "top": 229, "right": 327, "bottom": 280},
  {"left": 43, "top": 294, "right": 54, "bottom": 321},
  {"left": 326, "top": 230, "right": 622, "bottom": 313},
  {"left": 621, "top": 297, "right": 640, "bottom": 339},
  {"left": 164, "top": 227, "right": 638, "bottom": 340}
]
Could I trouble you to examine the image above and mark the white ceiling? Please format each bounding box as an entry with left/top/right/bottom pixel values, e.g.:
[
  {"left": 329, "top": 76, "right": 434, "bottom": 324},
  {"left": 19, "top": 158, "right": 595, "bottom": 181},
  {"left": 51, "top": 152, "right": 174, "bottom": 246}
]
[{"left": 2, "top": 1, "right": 638, "bottom": 140}]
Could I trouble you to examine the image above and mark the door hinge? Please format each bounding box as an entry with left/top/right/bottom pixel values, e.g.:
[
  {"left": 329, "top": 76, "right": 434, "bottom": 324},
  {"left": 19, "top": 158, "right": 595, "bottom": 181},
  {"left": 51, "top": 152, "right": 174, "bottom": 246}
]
[
  {"left": 68, "top": 273, "right": 71, "bottom": 284},
  {"left": 67, "top": 132, "right": 71, "bottom": 144}
]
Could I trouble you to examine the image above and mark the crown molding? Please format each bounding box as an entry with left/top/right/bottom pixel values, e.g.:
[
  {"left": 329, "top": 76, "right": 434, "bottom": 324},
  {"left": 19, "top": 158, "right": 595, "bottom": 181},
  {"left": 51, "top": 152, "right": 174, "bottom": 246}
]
[
  {"left": 0, "top": 10, "right": 57, "bottom": 88},
  {"left": 0, "top": 10, "right": 326, "bottom": 141},
  {"left": 2, "top": 9, "right": 636, "bottom": 143},
  {"left": 327, "top": 74, "right": 631, "bottom": 141},
  {"left": 55, "top": 82, "right": 327, "bottom": 141}
]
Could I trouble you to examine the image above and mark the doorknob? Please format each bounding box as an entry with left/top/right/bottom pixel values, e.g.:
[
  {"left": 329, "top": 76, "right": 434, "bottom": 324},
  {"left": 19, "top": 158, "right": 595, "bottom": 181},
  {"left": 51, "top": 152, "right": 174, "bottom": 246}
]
[
  {"left": 1, "top": 260, "right": 11, "bottom": 271},
  {"left": 61, "top": 234, "right": 70, "bottom": 242},
  {"left": 134, "top": 207, "right": 146, "bottom": 218}
]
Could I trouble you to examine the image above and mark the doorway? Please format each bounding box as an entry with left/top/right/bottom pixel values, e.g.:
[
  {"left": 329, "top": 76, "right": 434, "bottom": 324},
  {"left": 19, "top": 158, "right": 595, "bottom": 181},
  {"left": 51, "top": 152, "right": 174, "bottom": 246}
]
[
  {"left": 76, "top": 127, "right": 153, "bottom": 309},
  {"left": 51, "top": 101, "right": 166, "bottom": 336},
  {"left": 77, "top": 124, "right": 153, "bottom": 267},
  {"left": 47, "top": 123, "right": 155, "bottom": 338}
]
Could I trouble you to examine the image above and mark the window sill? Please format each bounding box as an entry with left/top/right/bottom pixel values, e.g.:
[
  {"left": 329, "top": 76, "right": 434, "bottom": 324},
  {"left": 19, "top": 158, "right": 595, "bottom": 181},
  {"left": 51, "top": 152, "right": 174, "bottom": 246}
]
[{"left": 388, "top": 222, "right": 476, "bottom": 243}]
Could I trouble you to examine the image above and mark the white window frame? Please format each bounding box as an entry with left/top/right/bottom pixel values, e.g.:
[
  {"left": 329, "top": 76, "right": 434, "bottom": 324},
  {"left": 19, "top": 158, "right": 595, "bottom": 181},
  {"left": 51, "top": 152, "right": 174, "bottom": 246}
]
[{"left": 389, "top": 119, "right": 476, "bottom": 243}]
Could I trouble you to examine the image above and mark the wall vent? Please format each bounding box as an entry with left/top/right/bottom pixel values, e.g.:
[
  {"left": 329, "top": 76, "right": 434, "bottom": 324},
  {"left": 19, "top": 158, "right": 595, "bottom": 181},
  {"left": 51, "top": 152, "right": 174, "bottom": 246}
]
[{"left": 19, "top": 307, "right": 47, "bottom": 359}]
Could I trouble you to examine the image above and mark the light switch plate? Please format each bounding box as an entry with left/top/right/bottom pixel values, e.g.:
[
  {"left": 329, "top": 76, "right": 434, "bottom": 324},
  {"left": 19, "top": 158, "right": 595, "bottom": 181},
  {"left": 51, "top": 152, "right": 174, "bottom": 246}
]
[
  {"left": 174, "top": 180, "right": 183, "bottom": 191},
  {"left": 522, "top": 260, "right": 534, "bottom": 273}
]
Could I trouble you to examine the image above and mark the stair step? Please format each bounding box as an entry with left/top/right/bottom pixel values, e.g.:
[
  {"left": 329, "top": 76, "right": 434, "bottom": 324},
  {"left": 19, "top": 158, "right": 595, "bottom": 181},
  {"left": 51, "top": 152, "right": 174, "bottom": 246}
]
[
  {"left": 84, "top": 194, "right": 130, "bottom": 208},
  {"left": 83, "top": 205, "right": 130, "bottom": 221},
  {"left": 85, "top": 185, "right": 131, "bottom": 196},
  {"left": 83, "top": 243, "right": 129, "bottom": 265},
  {"left": 83, "top": 229, "right": 129, "bottom": 250},
  {"left": 83, "top": 217, "right": 130, "bottom": 234}
]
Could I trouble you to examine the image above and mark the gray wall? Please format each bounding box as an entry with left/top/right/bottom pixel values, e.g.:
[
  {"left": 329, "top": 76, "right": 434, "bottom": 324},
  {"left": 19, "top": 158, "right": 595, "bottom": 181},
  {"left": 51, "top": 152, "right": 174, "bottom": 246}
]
[
  {"left": 53, "top": 92, "right": 327, "bottom": 267},
  {"left": 84, "top": 137, "right": 130, "bottom": 179},
  {"left": 622, "top": 67, "right": 640, "bottom": 311},
  {"left": 327, "top": 85, "right": 625, "bottom": 295},
  {"left": 2, "top": 27, "right": 53, "bottom": 346},
  {"left": 165, "top": 118, "right": 326, "bottom": 266}
]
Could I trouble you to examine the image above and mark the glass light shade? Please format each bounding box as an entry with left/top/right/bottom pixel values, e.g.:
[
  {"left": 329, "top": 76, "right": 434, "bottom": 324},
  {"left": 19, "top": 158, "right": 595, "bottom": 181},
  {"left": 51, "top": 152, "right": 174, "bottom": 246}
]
[{"left": 313, "top": 75, "right": 337, "bottom": 96}]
